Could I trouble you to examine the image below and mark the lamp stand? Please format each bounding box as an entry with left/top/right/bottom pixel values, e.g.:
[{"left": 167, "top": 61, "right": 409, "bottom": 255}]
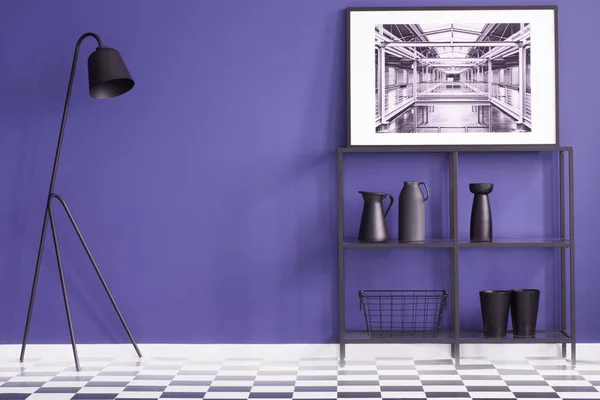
[{"left": 19, "top": 33, "right": 142, "bottom": 372}]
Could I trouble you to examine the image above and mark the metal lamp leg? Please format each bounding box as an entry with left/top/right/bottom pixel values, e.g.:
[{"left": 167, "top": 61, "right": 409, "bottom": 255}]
[
  {"left": 20, "top": 195, "right": 142, "bottom": 371},
  {"left": 20, "top": 205, "right": 51, "bottom": 363},
  {"left": 48, "top": 205, "right": 80, "bottom": 371},
  {"left": 50, "top": 194, "right": 142, "bottom": 358}
]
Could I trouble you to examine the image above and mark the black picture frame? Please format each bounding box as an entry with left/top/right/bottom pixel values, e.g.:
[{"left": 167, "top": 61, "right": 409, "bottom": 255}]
[{"left": 346, "top": 6, "right": 559, "bottom": 148}]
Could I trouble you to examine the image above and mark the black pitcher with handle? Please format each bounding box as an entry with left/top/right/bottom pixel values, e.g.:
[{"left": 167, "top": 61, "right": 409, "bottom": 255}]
[
  {"left": 398, "top": 181, "right": 429, "bottom": 242},
  {"left": 358, "top": 191, "right": 394, "bottom": 243}
]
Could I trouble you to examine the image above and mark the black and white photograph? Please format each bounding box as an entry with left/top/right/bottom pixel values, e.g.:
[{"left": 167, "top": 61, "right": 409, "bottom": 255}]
[{"left": 347, "top": 7, "right": 558, "bottom": 146}]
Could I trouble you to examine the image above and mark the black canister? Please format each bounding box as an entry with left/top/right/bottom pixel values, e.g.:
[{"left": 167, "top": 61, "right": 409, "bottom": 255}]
[
  {"left": 479, "top": 290, "right": 511, "bottom": 338},
  {"left": 398, "top": 181, "right": 429, "bottom": 242},
  {"left": 511, "top": 289, "right": 540, "bottom": 338}
]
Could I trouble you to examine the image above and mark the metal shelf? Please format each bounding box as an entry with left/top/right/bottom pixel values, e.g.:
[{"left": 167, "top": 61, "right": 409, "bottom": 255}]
[
  {"left": 343, "top": 330, "right": 570, "bottom": 344},
  {"left": 343, "top": 238, "right": 571, "bottom": 249},
  {"left": 345, "top": 330, "right": 455, "bottom": 344},
  {"left": 337, "top": 146, "right": 575, "bottom": 367},
  {"left": 458, "top": 238, "right": 571, "bottom": 248},
  {"left": 344, "top": 238, "right": 453, "bottom": 248},
  {"left": 341, "top": 145, "right": 573, "bottom": 154},
  {"left": 460, "top": 330, "right": 570, "bottom": 344}
]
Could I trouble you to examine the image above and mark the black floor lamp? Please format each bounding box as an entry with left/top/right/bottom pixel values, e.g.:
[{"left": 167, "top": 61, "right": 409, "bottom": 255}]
[{"left": 20, "top": 32, "right": 142, "bottom": 371}]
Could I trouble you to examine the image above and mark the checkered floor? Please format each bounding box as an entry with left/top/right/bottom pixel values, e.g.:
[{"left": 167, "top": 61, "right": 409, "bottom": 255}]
[{"left": 2, "top": 356, "right": 600, "bottom": 399}]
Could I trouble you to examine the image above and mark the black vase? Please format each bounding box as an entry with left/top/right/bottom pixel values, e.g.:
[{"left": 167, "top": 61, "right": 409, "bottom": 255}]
[
  {"left": 511, "top": 289, "right": 540, "bottom": 338},
  {"left": 479, "top": 290, "right": 511, "bottom": 338},
  {"left": 469, "top": 183, "right": 493, "bottom": 242}
]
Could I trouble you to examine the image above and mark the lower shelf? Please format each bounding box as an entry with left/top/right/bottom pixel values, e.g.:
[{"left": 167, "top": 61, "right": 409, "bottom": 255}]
[
  {"left": 343, "top": 330, "right": 571, "bottom": 344},
  {"left": 460, "top": 330, "right": 571, "bottom": 344},
  {"left": 345, "top": 330, "right": 454, "bottom": 344}
]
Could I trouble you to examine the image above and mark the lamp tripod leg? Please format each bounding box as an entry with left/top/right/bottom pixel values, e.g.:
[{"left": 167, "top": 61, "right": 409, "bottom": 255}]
[
  {"left": 48, "top": 205, "right": 80, "bottom": 371},
  {"left": 20, "top": 204, "right": 50, "bottom": 363},
  {"left": 51, "top": 194, "right": 142, "bottom": 358}
]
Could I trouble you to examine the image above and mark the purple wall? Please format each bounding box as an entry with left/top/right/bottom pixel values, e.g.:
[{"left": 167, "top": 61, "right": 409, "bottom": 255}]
[{"left": 0, "top": 0, "right": 598, "bottom": 344}]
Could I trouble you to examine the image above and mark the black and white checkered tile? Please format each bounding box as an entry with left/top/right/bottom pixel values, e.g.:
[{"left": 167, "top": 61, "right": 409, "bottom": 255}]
[{"left": 1, "top": 356, "right": 600, "bottom": 399}]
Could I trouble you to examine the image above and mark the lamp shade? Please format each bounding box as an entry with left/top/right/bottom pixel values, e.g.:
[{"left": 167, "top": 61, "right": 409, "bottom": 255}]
[{"left": 87, "top": 46, "right": 134, "bottom": 99}]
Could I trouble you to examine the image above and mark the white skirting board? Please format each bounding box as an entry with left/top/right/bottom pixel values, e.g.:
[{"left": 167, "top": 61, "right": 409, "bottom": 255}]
[{"left": 1, "top": 343, "right": 599, "bottom": 362}]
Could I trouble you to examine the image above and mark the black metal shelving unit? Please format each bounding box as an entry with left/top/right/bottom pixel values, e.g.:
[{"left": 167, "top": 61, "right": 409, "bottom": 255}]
[{"left": 337, "top": 145, "right": 575, "bottom": 366}]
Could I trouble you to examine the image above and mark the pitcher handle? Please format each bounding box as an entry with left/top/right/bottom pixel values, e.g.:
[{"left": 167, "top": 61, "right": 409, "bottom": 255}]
[
  {"left": 383, "top": 194, "right": 394, "bottom": 219},
  {"left": 418, "top": 182, "right": 430, "bottom": 201}
]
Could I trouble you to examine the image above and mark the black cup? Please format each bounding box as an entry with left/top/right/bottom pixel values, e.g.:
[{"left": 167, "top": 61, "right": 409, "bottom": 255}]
[
  {"left": 479, "top": 290, "right": 511, "bottom": 338},
  {"left": 511, "top": 289, "right": 540, "bottom": 338}
]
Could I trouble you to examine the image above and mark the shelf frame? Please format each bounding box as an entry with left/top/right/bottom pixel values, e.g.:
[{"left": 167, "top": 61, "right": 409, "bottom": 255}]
[{"left": 337, "top": 145, "right": 575, "bottom": 366}]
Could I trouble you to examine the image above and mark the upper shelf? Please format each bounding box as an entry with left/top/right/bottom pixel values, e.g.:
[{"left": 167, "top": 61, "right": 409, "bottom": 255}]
[
  {"left": 344, "top": 238, "right": 453, "bottom": 248},
  {"left": 459, "top": 238, "right": 571, "bottom": 248},
  {"left": 340, "top": 145, "right": 573, "bottom": 154},
  {"left": 343, "top": 238, "right": 571, "bottom": 249}
]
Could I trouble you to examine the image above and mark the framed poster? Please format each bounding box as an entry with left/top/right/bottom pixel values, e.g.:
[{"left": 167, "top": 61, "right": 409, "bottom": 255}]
[{"left": 347, "top": 6, "right": 559, "bottom": 147}]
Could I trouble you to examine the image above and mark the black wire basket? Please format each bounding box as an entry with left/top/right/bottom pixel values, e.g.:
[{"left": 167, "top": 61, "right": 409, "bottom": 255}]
[{"left": 358, "top": 289, "right": 448, "bottom": 338}]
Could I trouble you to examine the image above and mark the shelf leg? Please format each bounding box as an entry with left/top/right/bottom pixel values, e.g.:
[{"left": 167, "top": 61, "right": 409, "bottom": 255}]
[
  {"left": 337, "top": 148, "right": 346, "bottom": 369},
  {"left": 449, "top": 152, "right": 460, "bottom": 367},
  {"left": 454, "top": 343, "right": 460, "bottom": 366},
  {"left": 559, "top": 151, "right": 567, "bottom": 360},
  {"left": 568, "top": 149, "right": 576, "bottom": 366}
]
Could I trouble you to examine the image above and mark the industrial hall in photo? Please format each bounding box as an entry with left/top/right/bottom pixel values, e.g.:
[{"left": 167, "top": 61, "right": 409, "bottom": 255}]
[{"left": 375, "top": 23, "right": 531, "bottom": 134}]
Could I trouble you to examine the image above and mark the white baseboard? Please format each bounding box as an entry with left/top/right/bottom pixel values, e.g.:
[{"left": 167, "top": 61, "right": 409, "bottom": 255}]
[{"left": 2, "top": 343, "right": 599, "bottom": 362}]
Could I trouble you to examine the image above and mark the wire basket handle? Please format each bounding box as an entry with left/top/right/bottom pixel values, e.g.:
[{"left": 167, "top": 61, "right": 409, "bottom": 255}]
[{"left": 358, "top": 290, "right": 364, "bottom": 311}]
